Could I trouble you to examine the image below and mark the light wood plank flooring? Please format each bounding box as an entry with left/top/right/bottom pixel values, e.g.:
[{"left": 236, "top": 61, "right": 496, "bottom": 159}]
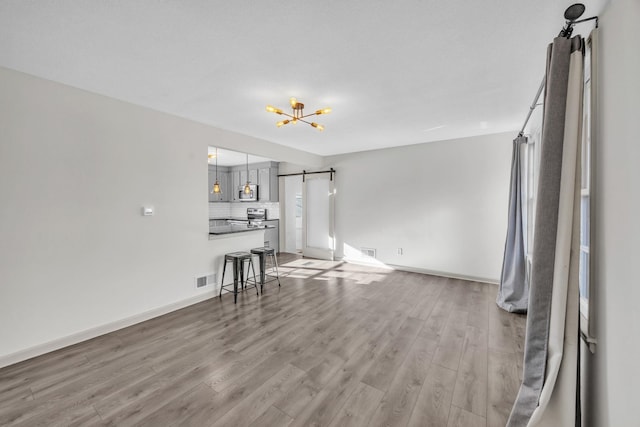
[{"left": 0, "top": 253, "right": 526, "bottom": 426}]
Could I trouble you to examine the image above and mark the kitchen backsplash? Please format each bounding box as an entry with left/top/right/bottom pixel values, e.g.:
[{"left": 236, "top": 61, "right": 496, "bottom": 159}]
[
  {"left": 209, "top": 202, "right": 280, "bottom": 219},
  {"left": 208, "top": 203, "right": 231, "bottom": 219}
]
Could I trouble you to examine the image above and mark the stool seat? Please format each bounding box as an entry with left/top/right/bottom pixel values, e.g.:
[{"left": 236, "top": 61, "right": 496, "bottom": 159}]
[
  {"left": 226, "top": 251, "right": 252, "bottom": 259},
  {"left": 250, "top": 247, "right": 275, "bottom": 256},
  {"left": 247, "top": 247, "right": 280, "bottom": 292},
  {"left": 219, "top": 251, "right": 258, "bottom": 303}
]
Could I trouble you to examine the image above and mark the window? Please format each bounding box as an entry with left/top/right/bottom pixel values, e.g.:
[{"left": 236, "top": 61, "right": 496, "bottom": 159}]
[
  {"left": 579, "top": 31, "right": 597, "bottom": 351},
  {"left": 522, "top": 105, "right": 543, "bottom": 286}
]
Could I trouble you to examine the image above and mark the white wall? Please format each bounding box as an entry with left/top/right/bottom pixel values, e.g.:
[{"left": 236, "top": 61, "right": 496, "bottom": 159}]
[
  {"left": 325, "top": 132, "right": 513, "bottom": 282},
  {"left": 583, "top": 0, "right": 640, "bottom": 425},
  {"left": 0, "top": 67, "right": 320, "bottom": 366}
]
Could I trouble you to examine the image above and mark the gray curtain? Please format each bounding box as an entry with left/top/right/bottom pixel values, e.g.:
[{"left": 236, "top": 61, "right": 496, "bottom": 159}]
[
  {"left": 497, "top": 135, "right": 529, "bottom": 313},
  {"left": 507, "top": 35, "right": 584, "bottom": 427}
]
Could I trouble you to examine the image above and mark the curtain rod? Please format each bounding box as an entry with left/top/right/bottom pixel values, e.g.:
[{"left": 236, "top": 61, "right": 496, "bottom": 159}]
[
  {"left": 277, "top": 168, "right": 335, "bottom": 182},
  {"left": 518, "top": 11, "right": 598, "bottom": 137},
  {"left": 518, "top": 77, "right": 546, "bottom": 137}
]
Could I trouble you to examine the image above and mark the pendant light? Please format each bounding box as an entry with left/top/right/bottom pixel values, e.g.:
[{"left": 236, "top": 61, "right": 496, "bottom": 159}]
[
  {"left": 243, "top": 153, "right": 251, "bottom": 194},
  {"left": 211, "top": 147, "right": 221, "bottom": 194}
]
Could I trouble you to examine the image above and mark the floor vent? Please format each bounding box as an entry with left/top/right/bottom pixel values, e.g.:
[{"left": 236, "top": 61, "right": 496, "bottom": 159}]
[
  {"left": 361, "top": 248, "right": 377, "bottom": 258},
  {"left": 195, "top": 273, "right": 216, "bottom": 288}
]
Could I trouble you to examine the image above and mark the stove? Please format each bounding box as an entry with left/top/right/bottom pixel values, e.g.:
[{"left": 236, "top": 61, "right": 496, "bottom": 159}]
[{"left": 247, "top": 208, "right": 267, "bottom": 226}]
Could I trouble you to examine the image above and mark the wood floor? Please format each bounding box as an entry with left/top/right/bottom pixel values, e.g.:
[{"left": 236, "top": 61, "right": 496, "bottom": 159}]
[{"left": 0, "top": 253, "right": 526, "bottom": 427}]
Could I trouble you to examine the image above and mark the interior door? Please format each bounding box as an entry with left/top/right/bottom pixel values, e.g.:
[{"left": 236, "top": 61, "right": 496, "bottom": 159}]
[{"left": 302, "top": 173, "right": 335, "bottom": 260}]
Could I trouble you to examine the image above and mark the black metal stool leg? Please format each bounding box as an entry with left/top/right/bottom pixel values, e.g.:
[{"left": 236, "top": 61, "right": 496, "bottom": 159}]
[
  {"left": 250, "top": 258, "right": 258, "bottom": 295},
  {"left": 273, "top": 252, "right": 281, "bottom": 286},
  {"left": 259, "top": 253, "right": 267, "bottom": 293},
  {"left": 241, "top": 260, "right": 246, "bottom": 290},
  {"left": 233, "top": 258, "right": 240, "bottom": 304},
  {"left": 220, "top": 256, "right": 228, "bottom": 297}
]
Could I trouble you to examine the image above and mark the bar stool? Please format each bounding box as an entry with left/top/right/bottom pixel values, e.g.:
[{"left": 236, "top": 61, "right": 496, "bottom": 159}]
[
  {"left": 247, "top": 247, "right": 280, "bottom": 293},
  {"left": 219, "top": 251, "right": 258, "bottom": 303}
]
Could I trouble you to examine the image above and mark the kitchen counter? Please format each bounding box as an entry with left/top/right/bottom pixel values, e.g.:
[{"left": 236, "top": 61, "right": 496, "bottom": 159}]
[
  {"left": 209, "top": 217, "right": 248, "bottom": 221},
  {"left": 209, "top": 224, "right": 275, "bottom": 236}
]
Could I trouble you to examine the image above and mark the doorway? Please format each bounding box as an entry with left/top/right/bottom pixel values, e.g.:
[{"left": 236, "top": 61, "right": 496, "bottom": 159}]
[
  {"left": 282, "top": 175, "right": 303, "bottom": 254},
  {"left": 281, "top": 172, "right": 335, "bottom": 260}
]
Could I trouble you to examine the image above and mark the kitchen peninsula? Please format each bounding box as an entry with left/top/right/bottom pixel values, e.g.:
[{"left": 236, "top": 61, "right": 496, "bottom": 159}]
[
  {"left": 208, "top": 208, "right": 279, "bottom": 252},
  {"left": 209, "top": 223, "right": 275, "bottom": 236}
]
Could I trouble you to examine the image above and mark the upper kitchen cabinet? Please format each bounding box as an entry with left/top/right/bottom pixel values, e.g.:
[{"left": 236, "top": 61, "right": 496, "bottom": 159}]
[
  {"left": 208, "top": 165, "right": 230, "bottom": 202},
  {"left": 239, "top": 169, "right": 258, "bottom": 188},
  {"left": 228, "top": 161, "right": 279, "bottom": 202},
  {"left": 230, "top": 169, "right": 240, "bottom": 201},
  {"left": 258, "top": 163, "right": 279, "bottom": 202}
]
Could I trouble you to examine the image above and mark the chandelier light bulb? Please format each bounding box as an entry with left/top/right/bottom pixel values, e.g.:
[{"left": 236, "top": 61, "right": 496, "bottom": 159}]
[
  {"left": 266, "top": 105, "right": 283, "bottom": 114},
  {"left": 212, "top": 181, "right": 221, "bottom": 194},
  {"left": 244, "top": 183, "right": 251, "bottom": 194}
]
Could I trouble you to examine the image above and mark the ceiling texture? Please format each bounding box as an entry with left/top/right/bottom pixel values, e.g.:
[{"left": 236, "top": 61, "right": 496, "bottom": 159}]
[{"left": 0, "top": 0, "right": 606, "bottom": 156}]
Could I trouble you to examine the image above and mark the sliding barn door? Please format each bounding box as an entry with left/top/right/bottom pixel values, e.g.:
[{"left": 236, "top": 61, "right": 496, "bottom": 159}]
[{"left": 302, "top": 173, "right": 335, "bottom": 260}]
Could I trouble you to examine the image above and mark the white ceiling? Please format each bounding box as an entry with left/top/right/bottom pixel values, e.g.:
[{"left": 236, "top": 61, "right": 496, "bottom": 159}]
[{"left": 0, "top": 1, "right": 606, "bottom": 157}]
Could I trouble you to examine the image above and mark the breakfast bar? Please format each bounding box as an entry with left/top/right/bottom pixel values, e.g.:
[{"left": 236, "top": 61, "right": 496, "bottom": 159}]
[{"left": 209, "top": 223, "right": 274, "bottom": 237}]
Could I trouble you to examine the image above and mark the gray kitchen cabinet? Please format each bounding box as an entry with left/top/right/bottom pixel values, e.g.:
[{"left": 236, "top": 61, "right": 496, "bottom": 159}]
[
  {"left": 231, "top": 170, "right": 240, "bottom": 201},
  {"left": 218, "top": 171, "right": 230, "bottom": 202},
  {"left": 258, "top": 168, "right": 270, "bottom": 201},
  {"left": 227, "top": 161, "right": 279, "bottom": 202},
  {"left": 239, "top": 169, "right": 258, "bottom": 187},
  {"left": 209, "top": 167, "right": 230, "bottom": 202},
  {"left": 234, "top": 168, "right": 258, "bottom": 200},
  {"left": 258, "top": 163, "right": 279, "bottom": 202}
]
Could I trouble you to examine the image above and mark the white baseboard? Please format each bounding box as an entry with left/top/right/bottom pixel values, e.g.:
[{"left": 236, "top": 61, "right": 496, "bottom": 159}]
[
  {"left": 387, "top": 263, "right": 499, "bottom": 285},
  {"left": 341, "top": 257, "right": 499, "bottom": 285},
  {"left": 0, "top": 292, "right": 216, "bottom": 369}
]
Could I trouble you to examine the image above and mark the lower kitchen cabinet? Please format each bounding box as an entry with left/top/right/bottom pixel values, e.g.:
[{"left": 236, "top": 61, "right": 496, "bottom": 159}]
[{"left": 263, "top": 220, "right": 279, "bottom": 253}]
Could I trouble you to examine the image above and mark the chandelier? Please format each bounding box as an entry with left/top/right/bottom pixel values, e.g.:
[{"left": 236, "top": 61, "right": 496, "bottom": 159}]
[{"left": 266, "top": 97, "right": 331, "bottom": 131}]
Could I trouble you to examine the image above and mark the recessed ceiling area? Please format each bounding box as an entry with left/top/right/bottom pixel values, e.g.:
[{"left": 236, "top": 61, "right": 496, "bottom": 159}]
[
  {"left": 0, "top": 1, "right": 606, "bottom": 156},
  {"left": 208, "top": 147, "right": 274, "bottom": 167}
]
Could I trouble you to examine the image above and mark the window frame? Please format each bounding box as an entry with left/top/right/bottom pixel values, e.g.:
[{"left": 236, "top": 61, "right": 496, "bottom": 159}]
[{"left": 579, "top": 30, "right": 598, "bottom": 353}]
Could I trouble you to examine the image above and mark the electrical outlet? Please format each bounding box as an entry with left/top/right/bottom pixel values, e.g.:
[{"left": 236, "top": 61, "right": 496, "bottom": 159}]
[{"left": 397, "top": 248, "right": 403, "bottom": 255}]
